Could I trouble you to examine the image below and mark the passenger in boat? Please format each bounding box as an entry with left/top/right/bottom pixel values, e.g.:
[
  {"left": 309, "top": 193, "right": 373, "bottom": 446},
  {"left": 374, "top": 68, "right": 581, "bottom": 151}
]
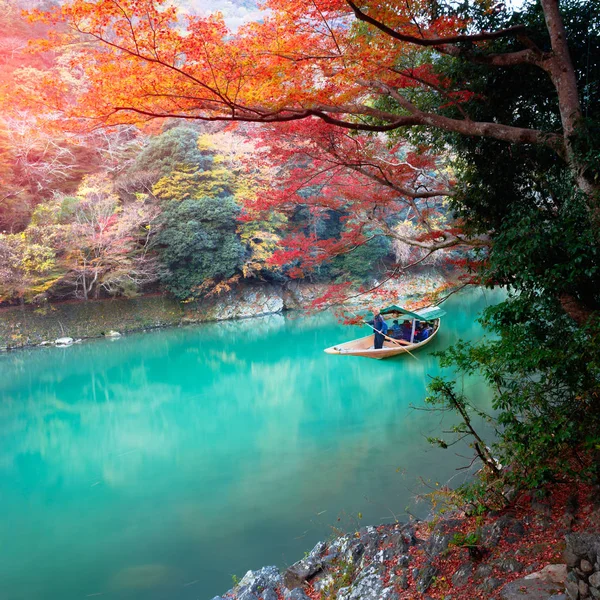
[
  {"left": 401, "top": 320, "right": 413, "bottom": 341},
  {"left": 413, "top": 322, "right": 423, "bottom": 340},
  {"left": 390, "top": 320, "right": 402, "bottom": 339},
  {"left": 368, "top": 310, "right": 388, "bottom": 349},
  {"left": 419, "top": 323, "right": 433, "bottom": 341}
]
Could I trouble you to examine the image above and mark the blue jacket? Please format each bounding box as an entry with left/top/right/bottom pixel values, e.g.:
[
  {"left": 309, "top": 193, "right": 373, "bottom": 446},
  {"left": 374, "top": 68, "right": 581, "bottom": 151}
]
[{"left": 370, "top": 315, "right": 388, "bottom": 335}]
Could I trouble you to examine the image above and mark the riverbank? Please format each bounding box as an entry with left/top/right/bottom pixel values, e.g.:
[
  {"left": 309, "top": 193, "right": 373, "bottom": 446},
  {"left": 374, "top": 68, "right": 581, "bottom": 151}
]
[
  {"left": 217, "top": 482, "right": 600, "bottom": 600},
  {"left": 0, "top": 272, "right": 450, "bottom": 350}
]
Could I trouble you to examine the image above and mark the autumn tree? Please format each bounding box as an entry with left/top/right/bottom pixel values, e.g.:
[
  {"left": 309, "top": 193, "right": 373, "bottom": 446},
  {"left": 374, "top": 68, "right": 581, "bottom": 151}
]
[
  {"left": 62, "top": 175, "right": 159, "bottom": 299},
  {"left": 245, "top": 119, "right": 462, "bottom": 282},
  {"left": 0, "top": 232, "right": 57, "bottom": 303},
  {"left": 13, "top": 175, "right": 159, "bottom": 301},
  {"left": 25, "top": 0, "right": 598, "bottom": 315}
]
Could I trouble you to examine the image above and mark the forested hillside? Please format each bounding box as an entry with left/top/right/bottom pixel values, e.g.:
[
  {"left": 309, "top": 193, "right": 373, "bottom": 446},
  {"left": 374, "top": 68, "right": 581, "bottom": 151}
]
[{"left": 0, "top": 0, "right": 460, "bottom": 305}]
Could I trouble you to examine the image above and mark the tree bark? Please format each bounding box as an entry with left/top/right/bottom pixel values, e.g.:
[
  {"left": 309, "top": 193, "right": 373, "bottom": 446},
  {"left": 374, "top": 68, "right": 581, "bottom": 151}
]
[
  {"left": 540, "top": 0, "right": 600, "bottom": 211},
  {"left": 559, "top": 293, "right": 597, "bottom": 327}
]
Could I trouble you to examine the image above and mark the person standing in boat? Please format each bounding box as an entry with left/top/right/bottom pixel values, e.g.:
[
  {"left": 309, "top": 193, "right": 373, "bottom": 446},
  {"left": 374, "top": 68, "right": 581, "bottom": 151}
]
[{"left": 368, "top": 310, "right": 388, "bottom": 350}]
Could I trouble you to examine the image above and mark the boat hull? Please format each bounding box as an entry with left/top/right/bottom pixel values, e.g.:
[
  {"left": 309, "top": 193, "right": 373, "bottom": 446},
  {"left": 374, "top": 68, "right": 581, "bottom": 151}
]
[{"left": 324, "top": 320, "right": 440, "bottom": 359}]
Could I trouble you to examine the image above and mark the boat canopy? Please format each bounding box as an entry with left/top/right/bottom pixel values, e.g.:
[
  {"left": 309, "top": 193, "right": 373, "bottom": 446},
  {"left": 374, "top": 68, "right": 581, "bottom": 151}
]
[{"left": 379, "top": 304, "right": 446, "bottom": 322}]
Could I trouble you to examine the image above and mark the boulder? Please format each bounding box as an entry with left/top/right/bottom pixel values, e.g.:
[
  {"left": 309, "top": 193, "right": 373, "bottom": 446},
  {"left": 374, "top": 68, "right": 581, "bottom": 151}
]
[
  {"left": 451, "top": 562, "right": 473, "bottom": 587},
  {"left": 493, "top": 557, "right": 525, "bottom": 573},
  {"left": 565, "top": 570, "right": 580, "bottom": 600},
  {"left": 480, "top": 577, "right": 503, "bottom": 593},
  {"left": 373, "top": 548, "right": 395, "bottom": 563},
  {"left": 105, "top": 330, "right": 121, "bottom": 338},
  {"left": 396, "top": 554, "right": 410, "bottom": 568},
  {"left": 237, "top": 565, "right": 282, "bottom": 600},
  {"left": 283, "top": 542, "right": 326, "bottom": 589},
  {"left": 386, "top": 526, "right": 414, "bottom": 552},
  {"left": 358, "top": 526, "right": 384, "bottom": 560},
  {"left": 474, "top": 563, "right": 493, "bottom": 580},
  {"left": 523, "top": 564, "right": 567, "bottom": 585},
  {"left": 565, "top": 534, "right": 600, "bottom": 567},
  {"left": 328, "top": 534, "right": 365, "bottom": 565},
  {"left": 581, "top": 559, "right": 594, "bottom": 574},
  {"left": 425, "top": 519, "right": 464, "bottom": 558},
  {"left": 286, "top": 589, "right": 311, "bottom": 600},
  {"left": 55, "top": 337, "right": 74, "bottom": 347},
  {"left": 415, "top": 564, "right": 438, "bottom": 593},
  {"left": 312, "top": 573, "right": 334, "bottom": 593},
  {"left": 336, "top": 564, "right": 394, "bottom": 600},
  {"left": 214, "top": 288, "right": 285, "bottom": 321},
  {"left": 481, "top": 515, "right": 525, "bottom": 547},
  {"left": 499, "top": 577, "right": 564, "bottom": 600}
]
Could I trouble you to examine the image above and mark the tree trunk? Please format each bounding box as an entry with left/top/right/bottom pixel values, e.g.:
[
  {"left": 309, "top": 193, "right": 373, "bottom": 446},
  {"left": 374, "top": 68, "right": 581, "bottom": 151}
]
[
  {"left": 559, "top": 293, "right": 597, "bottom": 326},
  {"left": 540, "top": 0, "right": 600, "bottom": 214},
  {"left": 82, "top": 268, "right": 88, "bottom": 301}
]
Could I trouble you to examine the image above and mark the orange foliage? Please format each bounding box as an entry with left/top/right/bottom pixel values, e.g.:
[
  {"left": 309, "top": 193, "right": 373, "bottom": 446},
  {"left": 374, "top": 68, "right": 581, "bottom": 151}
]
[{"left": 22, "top": 0, "right": 474, "bottom": 132}]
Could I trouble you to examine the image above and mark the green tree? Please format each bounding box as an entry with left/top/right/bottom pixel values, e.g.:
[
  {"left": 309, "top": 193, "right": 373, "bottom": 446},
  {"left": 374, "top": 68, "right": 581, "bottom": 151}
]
[
  {"left": 129, "top": 126, "right": 211, "bottom": 178},
  {"left": 400, "top": 0, "right": 600, "bottom": 496},
  {"left": 333, "top": 236, "right": 391, "bottom": 283},
  {"left": 156, "top": 196, "right": 244, "bottom": 299}
]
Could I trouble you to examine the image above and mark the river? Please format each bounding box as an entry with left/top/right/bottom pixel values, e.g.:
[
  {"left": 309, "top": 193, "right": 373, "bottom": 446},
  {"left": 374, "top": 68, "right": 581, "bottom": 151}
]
[{"left": 0, "top": 288, "right": 503, "bottom": 600}]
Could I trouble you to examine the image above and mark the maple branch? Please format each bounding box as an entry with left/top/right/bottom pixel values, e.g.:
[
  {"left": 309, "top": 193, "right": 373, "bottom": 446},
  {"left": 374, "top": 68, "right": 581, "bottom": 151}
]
[
  {"left": 372, "top": 82, "right": 564, "bottom": 153},
  {"left": 441, "top": 46, "right": 551, "bottom": 68},
  {"left": 311, "top": 0, "right": 344, "bottom": 58},
  {"left": 66, "top": 18, "right": 562, "bottom": 152},
  {"left": 378, "top": 221, "right": 469, "bottom": 250},
  {"left": 346, "top": 1, "right": 555, "bottom": 75},
  {"left": 304, "top": 134, "right": 451, "bottom": 199},
  {"left": 69, "top": 22, "right": 237, "bottom": 111},
  {"left": 345, "top": 0, "right": 527, "bottom": 47},
  {"left": 389, "top": 67, "right": 471, "bottom": 119},
  {"left": 345, "top": 161, "right": 451, "bottom": 199}
]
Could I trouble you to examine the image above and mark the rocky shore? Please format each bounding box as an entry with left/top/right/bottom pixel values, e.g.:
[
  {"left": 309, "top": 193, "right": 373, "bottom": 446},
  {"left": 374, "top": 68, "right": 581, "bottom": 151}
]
[
  {"left": 213, "top": 483, "right": 600, "bottom": 600},
  {"left": 0, "top": 271, "right": 449, "bottom": 351}
]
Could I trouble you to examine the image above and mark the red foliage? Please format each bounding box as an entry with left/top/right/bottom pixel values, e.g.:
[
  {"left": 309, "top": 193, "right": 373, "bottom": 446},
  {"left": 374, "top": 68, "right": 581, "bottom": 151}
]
[{"left": 243, "top": 118, "right": 468, "bottom": 281}]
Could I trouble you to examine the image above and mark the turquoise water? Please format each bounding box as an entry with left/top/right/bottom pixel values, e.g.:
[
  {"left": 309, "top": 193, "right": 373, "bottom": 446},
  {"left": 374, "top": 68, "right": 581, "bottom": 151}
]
[{"left": 0, "top": 288, "right": 502, "bottom": 600}]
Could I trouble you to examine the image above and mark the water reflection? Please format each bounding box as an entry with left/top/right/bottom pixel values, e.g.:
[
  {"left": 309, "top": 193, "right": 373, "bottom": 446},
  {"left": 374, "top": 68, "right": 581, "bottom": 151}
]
[{"left": 0, "top": 288, "right": 504, "bottom": 600}]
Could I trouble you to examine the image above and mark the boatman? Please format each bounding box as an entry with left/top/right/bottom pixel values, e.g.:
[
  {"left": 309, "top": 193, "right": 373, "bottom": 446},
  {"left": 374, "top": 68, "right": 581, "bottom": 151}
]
[{"left": 369, "top": 310, "right": 388, "bottom": 350}]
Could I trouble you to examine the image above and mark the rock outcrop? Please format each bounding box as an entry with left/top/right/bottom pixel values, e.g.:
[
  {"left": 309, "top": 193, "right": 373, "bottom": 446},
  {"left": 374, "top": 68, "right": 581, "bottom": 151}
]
[
  {"left": 214, "top": 484, "right": 600, "bottom": 600},
  {"left": 563, "top": 533, "right": 600, "bottom": 600}
]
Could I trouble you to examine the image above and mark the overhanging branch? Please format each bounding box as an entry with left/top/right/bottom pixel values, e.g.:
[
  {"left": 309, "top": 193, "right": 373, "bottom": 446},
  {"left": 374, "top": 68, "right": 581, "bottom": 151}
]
[{"left": 345, "top": 0, "right": 527, "bottom": 47}]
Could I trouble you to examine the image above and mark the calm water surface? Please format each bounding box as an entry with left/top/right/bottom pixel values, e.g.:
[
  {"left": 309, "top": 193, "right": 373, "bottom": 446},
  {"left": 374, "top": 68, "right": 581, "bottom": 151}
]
[{"left": 0, "top": 288, "right": 503, "bottom": 600}]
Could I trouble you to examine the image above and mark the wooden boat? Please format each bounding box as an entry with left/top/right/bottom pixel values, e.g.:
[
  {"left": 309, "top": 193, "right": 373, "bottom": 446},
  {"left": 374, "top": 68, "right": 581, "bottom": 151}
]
[{"left": 324, "top": 304, "right": 445, "bottom": 360}]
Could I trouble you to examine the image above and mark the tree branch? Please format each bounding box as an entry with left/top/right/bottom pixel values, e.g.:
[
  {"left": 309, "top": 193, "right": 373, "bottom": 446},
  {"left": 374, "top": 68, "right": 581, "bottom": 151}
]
[{"left": 345, "top": 0, "right": 527, "bottom": 47}]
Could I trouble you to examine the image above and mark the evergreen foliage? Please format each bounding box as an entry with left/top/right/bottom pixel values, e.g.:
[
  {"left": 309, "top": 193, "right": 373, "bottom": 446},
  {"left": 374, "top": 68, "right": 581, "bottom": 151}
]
[
  {"left": 130, "top": 126, "right": 210, "bottom": 177},
  {"left": 156, "top": 197, "right": 244, "bottom": 300},
  {"left": 421, "top": 0, "right": 600, "bottom": 498}
]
